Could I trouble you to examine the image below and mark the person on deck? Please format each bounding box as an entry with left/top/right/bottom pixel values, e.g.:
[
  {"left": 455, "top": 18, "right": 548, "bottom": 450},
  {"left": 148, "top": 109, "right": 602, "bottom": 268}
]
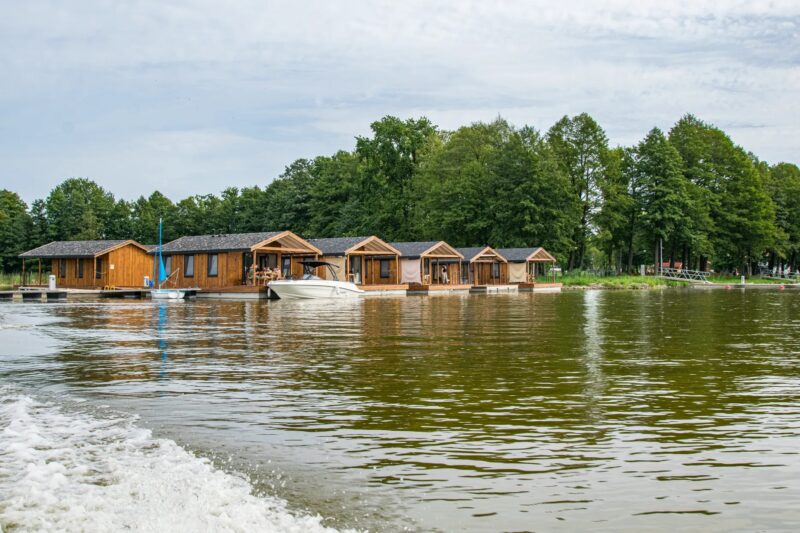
[{"left": 441, "top": 265, "right": 449, "bottom": 284}]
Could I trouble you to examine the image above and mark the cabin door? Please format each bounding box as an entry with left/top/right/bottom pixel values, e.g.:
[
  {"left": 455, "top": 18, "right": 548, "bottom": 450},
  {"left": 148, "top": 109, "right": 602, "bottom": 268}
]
[
  {"left": 242, "top": 252, "right": 253, "bottom": 283},
  {"left": 350, "top": 256, "right": 362, "bottom": 284}
]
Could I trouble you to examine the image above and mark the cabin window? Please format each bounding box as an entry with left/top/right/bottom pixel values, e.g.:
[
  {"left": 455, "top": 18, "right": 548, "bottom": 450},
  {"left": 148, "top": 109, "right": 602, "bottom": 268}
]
[
  {"left": 164, "top": 256, "right": 172, "bottom": 276},
  {"left": 492, "top": 262, "right": 500, "bottom": 279},
  {"left": 59, "top": 259, "right": 66, "bottom": 278},
  {"left": 380, "top": 259, "right": 390, "bottom": 279},
  {"left": 207, "top": 254, "right": 219, "bottom": 277},
  {"left": 95, "top": 257, "right": 103, "bottom": 279},
  {"left": 184, "top": 255, "right": 195, "bottom": 277},
  {"left": 281, "top": 256, "right": 291, "bottom": 277},
  {"left": 77, "top": 258, "right": 84, "bottom": 279},
  {"left": 266, "top": 254, "right": 278, "bottom": 269}
]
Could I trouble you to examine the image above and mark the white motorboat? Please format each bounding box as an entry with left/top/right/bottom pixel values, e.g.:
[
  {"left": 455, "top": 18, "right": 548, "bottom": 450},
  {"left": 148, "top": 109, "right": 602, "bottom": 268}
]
[{"left": 268, "top": 261, "right": 364, "bottom": 299}]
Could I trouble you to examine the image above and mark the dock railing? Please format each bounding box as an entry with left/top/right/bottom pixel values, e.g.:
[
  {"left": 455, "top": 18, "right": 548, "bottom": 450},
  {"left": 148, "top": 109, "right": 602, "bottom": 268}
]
[{"left": 658, "top": 267, "right": 711, "bottom": 283}]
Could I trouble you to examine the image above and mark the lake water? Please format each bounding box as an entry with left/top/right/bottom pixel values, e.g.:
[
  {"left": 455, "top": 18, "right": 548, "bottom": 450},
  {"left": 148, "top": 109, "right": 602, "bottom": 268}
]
[{"left": 1, "top": 290, "right": 799, "bottom": 532}]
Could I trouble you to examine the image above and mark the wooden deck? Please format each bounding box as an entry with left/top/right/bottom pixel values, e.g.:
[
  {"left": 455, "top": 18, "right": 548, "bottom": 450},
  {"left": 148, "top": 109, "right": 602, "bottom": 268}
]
[
  {"left": 407, "top": 283, "right": 472, "bottom": 295},
  {"left": 518, "top": 282, "right": 563, "bottom": 292},
  {"left": 0, "top": 290, "right": 68, "bottom": 302},
  {"left": 195, "top": 285, "right": 273, "bottom": 299},
  {"left": 360, "top": 284, "right": 408, "bottom": 292},
  {"left": 470, "top": 284, "right": 519, "bottom": 294}
]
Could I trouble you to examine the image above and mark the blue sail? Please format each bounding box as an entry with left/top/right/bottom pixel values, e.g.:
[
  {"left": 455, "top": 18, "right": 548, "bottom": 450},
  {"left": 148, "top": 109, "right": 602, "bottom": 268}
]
[
  {"left": 158, "top": 255, "right": 168, "bottom": 284},
  {"left": 157, "top": 217, "right": 168, "bottom": 285}
]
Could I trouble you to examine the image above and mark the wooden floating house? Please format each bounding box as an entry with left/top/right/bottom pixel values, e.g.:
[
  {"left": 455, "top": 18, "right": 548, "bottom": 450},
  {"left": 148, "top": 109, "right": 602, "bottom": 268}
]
[
  {"left": 390, "top": 241, "right": 471, "bottom": 292},
  {"left": 308, "top": 236, "right": 406, "bottom": 291},
  {"left": 457, "top": 246, "right": 510, "bottom": 288},
  {"left": 157, "top": 231, "right": 320, "bottom": 297},
  {"left": 497, "top": 247, "right": 558, "bottom": 285},
  {"left": 19, "top": 240, "right": 152, "bottom": 289}
]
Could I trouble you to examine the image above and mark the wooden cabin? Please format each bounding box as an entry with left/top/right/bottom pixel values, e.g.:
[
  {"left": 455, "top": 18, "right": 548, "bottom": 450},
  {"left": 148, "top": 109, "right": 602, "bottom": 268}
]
[
  {"left": 457, "top": 246, "right": 509, "bottom": 285},
  {"left": 157, "top": 231, "right": 321, "bottom": 291},
  {"left": 308, "top": 236, "right": 404, "bottom": 289},
  {"left": 390, "top": 241, "right": 469, "bottom": 289},
  {"left": 497, "top": 247, "right": 558, "bottom": 284},
  {"left": 19, "top": 240, "right": 152, "bottom": 289}
]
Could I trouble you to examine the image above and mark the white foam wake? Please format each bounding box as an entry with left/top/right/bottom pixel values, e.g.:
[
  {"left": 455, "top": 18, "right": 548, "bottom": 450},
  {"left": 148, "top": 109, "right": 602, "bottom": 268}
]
[{"left": 0, "top": 389, "right": 352, "bottom": 533}]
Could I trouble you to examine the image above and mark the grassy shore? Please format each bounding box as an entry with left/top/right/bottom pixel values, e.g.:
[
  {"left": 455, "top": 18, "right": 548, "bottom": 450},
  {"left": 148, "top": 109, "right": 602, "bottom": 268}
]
[
  {"left": 0, "top": 272, "right": 22, "bottom": 290},
  {"left": 560, "top": 274, "right": 672, "bottom": 289},
  {"left": 559, "top": 273, "right": 793, "bottom": 289}
]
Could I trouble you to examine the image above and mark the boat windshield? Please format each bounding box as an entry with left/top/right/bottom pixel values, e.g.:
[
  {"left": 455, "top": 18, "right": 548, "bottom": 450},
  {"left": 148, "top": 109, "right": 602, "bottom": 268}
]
[{"left": 301, "top": 261, "right": 339, "bottom": 281}]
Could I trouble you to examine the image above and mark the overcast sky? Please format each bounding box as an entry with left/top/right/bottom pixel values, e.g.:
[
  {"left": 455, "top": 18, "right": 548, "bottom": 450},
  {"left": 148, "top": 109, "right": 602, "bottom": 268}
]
[{"left": 1, "top": 0, "right": 798, "bottom": 203}]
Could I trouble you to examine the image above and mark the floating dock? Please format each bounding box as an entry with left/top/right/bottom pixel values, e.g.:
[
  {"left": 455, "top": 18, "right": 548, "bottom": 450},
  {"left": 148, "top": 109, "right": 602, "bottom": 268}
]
[{"left": 0, "top": 290, "right": 69, "bottom": 302}]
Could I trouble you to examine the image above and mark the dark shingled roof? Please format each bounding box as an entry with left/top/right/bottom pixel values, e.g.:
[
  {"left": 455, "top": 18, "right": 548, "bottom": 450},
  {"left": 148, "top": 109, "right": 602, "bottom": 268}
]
[
  {"left": 19, "top": 240, "right": 134, "bottom": 259},
  {"left": 159, "top": 232, "right": 283, "bottom": 254},
  {"left": 309, "top": 237, "right": 371, "bottom": 256},
  {"left": 389, "top": 241, "right": 442, "bottom": 258},
  {"left": 497, "top": 247, "right": 543, "bottom": 263},
  {"left": 457, "top": 247, "right": 491, "bottom": 262}
]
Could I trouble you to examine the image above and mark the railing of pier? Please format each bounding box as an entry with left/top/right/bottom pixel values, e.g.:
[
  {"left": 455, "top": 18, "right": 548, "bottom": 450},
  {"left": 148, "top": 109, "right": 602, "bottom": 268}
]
[
  {"left": 658, "top": 267, "right": 711, "bottom": 283},
  {"left": 758, "top": 267, "right": 799, "bottom": 281}
]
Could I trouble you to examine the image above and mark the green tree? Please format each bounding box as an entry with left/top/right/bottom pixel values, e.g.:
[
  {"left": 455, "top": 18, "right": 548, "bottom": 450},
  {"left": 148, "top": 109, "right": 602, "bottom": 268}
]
[
  {"left": 130, "top": 191, "right": 177, "bottom": 243},
  {"left": 546, "top": 113, "right": 609, "bottom": 270},
  {"left": 715, "top": 154, "right": 776, "bottom": 274},
  {"left": 263, "top": 159, "right": 316, "bottom": 234},
  {"left": 413, "top": 121, "right": 503, "bottom": 246},
  {"left": 767, "top": 163, "right": 800, "bottom": 270},
  {"left": 0, "top": 190, "right": 32, "bottom": 272},
  {"left": 634, "top": 128, "right": 692, "bottom": 269},
  {"left": 356, "top": 116, "right": 436, "bottom": 240},
  {"left": 307, "top": 151, "right": 363, "bottom": 237},
  {"left": 44, "top": 178, "right": 116, "bottom": 240}
]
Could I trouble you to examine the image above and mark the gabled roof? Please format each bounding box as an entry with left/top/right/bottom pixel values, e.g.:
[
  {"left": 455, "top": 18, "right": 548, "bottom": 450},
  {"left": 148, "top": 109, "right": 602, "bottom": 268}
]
[
  {"left": 19, "top": 240, "right": 147, "bottom": 259},
  {"left": 310, "top": 236, "right": 399, "bottom": 256},
  {"left": 457, "top": 246, "right": 507, "bottom": 263},
  {"left": 390, "top": 241, "right": 463, "bottom": 259},
  {"left": 158, "top": 231, "right": 320, "bottom": 255},
  {"left": 497, "top": 247, "right": 556, "bottom": 263}
]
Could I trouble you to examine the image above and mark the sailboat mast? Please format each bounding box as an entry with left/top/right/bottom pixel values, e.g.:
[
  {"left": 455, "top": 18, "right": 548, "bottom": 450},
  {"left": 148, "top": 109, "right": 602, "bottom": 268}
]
[{"left": 158, "top": 218, "right": 163, "bottom": 289}]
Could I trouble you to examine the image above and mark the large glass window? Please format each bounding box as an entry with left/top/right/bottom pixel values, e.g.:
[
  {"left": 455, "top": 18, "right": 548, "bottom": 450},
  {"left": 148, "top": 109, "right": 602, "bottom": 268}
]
[
  {"left": 184, "top": 255, "right": 195, "bottom": 277},
  {"left": 380, "top": 259, "right": 390, "bottom": 279},
  {"left": 59, "top": 259, "right": 66, "bottom": 278},
  {"left": 207, "top": 254, "right": 219, "bottom": 277},
  {"left": 77, "top": 258, "right": 84, "bottom": 279},
  {"left": 164, "top": 256, "right": 172, "bottom": 276},
  {"left": 491, "top": 262, "right": 500, "bottom": 279},
  {"left": 95, "top": 257, "right": 103, "bottom": 279}
]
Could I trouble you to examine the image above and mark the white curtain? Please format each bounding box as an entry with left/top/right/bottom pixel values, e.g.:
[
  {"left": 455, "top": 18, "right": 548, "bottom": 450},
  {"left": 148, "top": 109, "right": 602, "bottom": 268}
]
[
  {"left": 400, "top": 258, "right": 421, "bottom": 283},
  {"left": 508, "top": 262, "right": 527, "bottom": 283}
]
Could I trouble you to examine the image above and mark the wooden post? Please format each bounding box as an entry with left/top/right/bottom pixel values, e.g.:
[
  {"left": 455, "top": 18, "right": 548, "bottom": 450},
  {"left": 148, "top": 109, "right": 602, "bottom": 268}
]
[
  {"left": 38, "top": 258, "right": 42, "bottom": 285},
  {"left": 395, "top": 255, "right": 399, "bottom": 285}
]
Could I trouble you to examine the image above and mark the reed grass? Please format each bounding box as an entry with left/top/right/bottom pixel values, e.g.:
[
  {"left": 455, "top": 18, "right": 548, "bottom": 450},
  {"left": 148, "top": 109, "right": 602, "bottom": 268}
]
[{"left": 0, "top": 272, "right": 22, "bottom": 290}]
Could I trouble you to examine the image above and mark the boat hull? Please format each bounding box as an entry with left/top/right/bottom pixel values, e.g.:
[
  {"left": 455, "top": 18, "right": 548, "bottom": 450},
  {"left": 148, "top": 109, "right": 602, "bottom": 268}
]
[
  {"left": 151, "top": 289, "right": 187, "bottom": 300},
  {"left": 267, "top": 280, "right": 364, "bottom": 299}
]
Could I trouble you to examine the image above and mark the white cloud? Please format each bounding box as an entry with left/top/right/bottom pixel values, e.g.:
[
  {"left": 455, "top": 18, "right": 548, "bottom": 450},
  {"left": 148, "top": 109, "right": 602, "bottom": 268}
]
[{"left": 0, "top": 0, "right": 797, "bottom": 202}]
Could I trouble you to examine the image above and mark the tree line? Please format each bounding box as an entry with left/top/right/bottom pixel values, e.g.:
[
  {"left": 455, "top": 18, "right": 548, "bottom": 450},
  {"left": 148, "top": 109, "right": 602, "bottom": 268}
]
[{"left": 1, "top": 113, "right": 799, "bottom": 275}]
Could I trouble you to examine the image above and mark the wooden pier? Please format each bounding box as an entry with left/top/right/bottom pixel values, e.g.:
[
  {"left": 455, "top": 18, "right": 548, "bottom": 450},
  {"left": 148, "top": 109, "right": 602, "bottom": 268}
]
[{"left": 0, "top": 290, "right": 69, "bottom": 302}]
